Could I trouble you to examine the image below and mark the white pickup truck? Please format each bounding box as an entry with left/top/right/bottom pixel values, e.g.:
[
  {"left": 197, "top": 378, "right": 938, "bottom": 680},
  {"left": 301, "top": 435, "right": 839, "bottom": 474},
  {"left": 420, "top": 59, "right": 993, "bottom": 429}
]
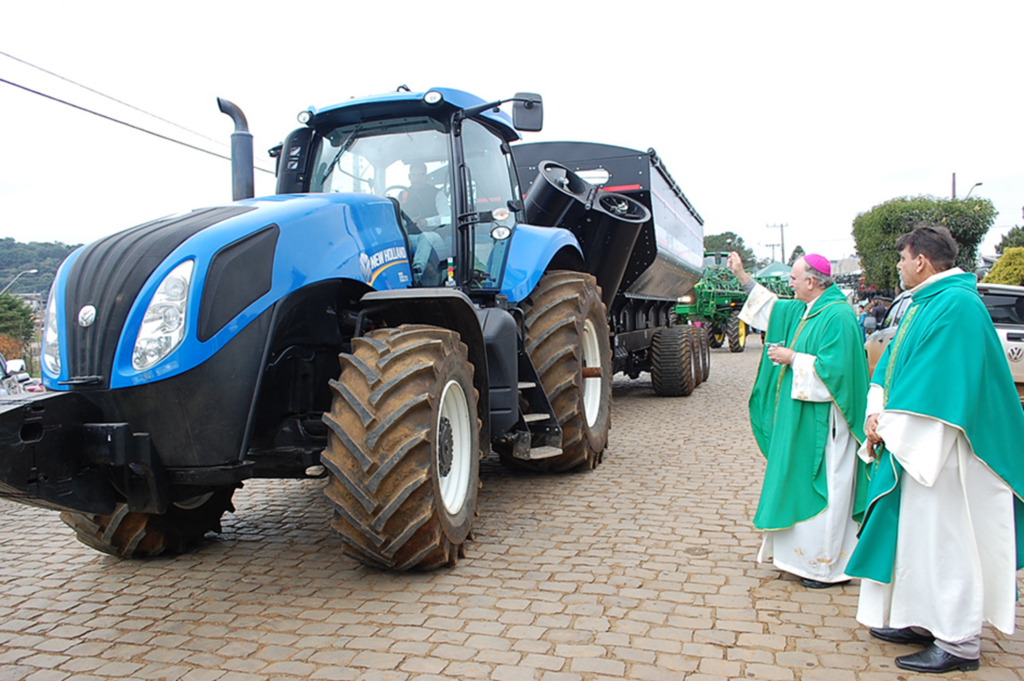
[{"left": 977, "top": 282, "right": 1024, "bottom": 406}]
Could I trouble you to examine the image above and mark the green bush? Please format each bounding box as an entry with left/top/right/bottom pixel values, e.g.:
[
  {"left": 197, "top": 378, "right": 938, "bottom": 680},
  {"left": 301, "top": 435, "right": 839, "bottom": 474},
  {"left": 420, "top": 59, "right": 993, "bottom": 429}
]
[
  {"left": 852, "top": 196, "right": 995, "bottom": 291},
  {"left": 983, "top": 247, "right": 1024, "bottom": 286}
]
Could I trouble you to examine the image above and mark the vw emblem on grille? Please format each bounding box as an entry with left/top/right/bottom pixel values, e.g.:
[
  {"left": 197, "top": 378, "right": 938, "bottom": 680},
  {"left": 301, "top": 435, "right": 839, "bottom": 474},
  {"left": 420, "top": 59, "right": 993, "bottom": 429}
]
[
  {"left": 1009, "top": 346, "right": 1024, "bottom": 363},
  {"left": 78, "top": 305, "right": 97, "bottom": 328}
]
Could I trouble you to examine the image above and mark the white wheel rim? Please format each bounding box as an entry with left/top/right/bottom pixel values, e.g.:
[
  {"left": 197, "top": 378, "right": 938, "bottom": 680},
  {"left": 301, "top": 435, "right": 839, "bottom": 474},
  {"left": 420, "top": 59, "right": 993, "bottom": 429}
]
[
  {"left": 438, "top": 379, "right": 472, "bottom": 514},
  {"left": 582, "top": 318, "right": 601, "bottom": 427}
]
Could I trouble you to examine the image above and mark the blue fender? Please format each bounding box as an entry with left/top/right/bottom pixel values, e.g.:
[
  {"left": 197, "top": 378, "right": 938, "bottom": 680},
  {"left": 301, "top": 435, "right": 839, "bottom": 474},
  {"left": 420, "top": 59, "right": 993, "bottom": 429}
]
[{"left": 500, "top": 224, "right": 583, "bottom": 303}]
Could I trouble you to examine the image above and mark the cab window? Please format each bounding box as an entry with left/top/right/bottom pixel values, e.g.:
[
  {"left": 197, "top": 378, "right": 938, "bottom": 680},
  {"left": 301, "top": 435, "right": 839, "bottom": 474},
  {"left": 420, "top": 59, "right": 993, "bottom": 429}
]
[{"left": 461, "top": 119, "right": 516, "bottom": 289}]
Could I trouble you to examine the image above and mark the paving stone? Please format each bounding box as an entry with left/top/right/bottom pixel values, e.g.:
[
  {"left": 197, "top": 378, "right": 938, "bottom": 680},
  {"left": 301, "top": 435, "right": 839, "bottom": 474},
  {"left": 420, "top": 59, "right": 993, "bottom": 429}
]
[{"left": 3, "top": 344, "right": 1023, "bottom": 680}]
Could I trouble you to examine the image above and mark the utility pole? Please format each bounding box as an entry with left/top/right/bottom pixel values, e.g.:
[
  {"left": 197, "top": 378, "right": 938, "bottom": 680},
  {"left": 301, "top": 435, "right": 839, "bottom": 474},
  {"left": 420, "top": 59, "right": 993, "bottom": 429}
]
[
  {"left": 767, "top": 224, "right": 786, "bottom": 263},
  {"left": 951, "top": 172, "right": 956, "bottom": 199}
]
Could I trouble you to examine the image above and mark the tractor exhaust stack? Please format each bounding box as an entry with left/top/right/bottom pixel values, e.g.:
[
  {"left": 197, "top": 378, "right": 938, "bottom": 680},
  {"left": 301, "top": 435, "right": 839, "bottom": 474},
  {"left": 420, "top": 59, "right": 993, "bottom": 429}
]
[{"left": 217, "top": 98, "right": 255, "bottom": 201}]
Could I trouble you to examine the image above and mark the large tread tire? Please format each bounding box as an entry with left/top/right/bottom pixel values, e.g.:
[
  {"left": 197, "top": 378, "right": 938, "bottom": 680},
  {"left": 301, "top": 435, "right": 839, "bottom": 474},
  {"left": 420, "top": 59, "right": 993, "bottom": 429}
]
[
  {"left": 727, "top": 311, "right": 747, "bottom": 353},
  {"left": 510, "top": 271, "right": 612, "bottom": 473},
  {"left": 651, "top": 325, "right": 695, "bottom": 397},
  {"left": 699, "top": 326, "right": 711, "bottom": 382},
  {"left": 59, "top": 488, "right": 236, "bottom": 558},
  {"left": 708, "top": 324, "right": 725, "bottom": 349},
  {"left": 690, "top": 327, "right": 705, "bottom": 388},
  {"left": 322, "top": 325, "right": 481, "bottom": 570}
]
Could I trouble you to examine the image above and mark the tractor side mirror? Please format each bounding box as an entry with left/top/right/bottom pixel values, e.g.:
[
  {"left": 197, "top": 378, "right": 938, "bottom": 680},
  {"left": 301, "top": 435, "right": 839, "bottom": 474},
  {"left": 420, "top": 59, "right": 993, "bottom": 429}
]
[{"left": 512, "top": 93, "right": 543, "bottom": 132}]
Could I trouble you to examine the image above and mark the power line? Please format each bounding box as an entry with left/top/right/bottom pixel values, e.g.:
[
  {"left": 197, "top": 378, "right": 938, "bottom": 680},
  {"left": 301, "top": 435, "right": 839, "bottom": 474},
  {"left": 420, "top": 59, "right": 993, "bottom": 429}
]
[
  {"left": 0, "top": 49, "right": 228, "bottom": 149},
  {"left": 0, "top": 76, "right": 274, "bottom": 175}
]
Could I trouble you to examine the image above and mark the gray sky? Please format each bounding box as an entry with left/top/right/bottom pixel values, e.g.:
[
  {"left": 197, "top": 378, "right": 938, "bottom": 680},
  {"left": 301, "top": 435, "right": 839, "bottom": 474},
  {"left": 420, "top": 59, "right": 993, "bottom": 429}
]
[{"left": 1, "top": 0, "right": 1020, "bottom": 262}]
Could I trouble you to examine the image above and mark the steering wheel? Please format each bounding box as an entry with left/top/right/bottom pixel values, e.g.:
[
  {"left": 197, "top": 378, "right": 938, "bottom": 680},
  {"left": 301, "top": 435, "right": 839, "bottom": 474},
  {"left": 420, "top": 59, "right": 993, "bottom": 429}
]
[{"left": 384, "top": 185, "right": 409, "bottom": 200}]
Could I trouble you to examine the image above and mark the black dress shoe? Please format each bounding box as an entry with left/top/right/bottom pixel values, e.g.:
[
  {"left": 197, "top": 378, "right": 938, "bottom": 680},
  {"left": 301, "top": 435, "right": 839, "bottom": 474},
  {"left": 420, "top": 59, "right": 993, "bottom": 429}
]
[
  {"left": 799, "top": 577, "right": 851, "bottom": 589},
  {"left": 895, "top": 644, "right": 979, "bottom": 673},
  {"left": 870, "top": 626, "right": 935, "bottom": 646}
]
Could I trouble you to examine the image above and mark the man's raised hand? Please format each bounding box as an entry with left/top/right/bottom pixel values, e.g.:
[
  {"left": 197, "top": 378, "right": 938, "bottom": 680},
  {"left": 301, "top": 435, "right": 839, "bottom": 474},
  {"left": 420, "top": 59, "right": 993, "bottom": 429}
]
[{"left": 727, "top": 251, "right": 751, "bottom": 285}]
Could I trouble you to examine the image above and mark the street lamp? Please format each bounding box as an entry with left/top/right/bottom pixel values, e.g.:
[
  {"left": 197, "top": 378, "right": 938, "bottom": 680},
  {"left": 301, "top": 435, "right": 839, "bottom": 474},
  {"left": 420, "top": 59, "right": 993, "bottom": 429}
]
[
  {"left": 0, "top": 269, "right": 38, "bottom": 296},
  {"left": 964, "top": 182, "right": 983, "bottom": 199}
]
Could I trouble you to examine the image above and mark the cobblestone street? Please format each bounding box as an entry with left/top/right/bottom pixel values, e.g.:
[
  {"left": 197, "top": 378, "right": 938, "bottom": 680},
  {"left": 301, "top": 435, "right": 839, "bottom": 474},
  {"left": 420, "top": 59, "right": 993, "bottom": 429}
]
[{"left": 2, "top": 338, "right": 1023, "bottom": 680}]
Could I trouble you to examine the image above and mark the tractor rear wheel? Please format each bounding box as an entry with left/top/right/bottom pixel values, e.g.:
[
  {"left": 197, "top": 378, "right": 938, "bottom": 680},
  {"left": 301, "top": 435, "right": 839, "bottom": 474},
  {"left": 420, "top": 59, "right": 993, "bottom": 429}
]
[
  {"left": 321, "top": 325, "right": 481, "bottom": 570},
  {"left": 60, "top": 488, "right": 236, "bottom": 557},
  {"left": 651, "top": 325, "right": 695, "bottom": 396},
  {"left": 727, "top": 311, "right": 747, "bottom": 352},
  {"left": 510, "top": 271, "right": 612, "bottom": 472}
]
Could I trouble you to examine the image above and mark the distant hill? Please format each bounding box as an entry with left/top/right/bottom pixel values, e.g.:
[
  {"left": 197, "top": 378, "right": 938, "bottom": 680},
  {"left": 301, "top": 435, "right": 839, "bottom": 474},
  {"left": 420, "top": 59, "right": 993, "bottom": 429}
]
[{"left": 0, "top": 238, "right": 81, "bottom": 295}]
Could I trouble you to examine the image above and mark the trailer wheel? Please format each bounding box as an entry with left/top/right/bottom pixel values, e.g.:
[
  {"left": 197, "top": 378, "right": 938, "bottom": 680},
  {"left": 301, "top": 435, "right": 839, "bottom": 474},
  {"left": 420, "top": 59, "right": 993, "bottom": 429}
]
[
  {"left": 699, "top": 326, "right": 711, "bottom": 382},
  {"left": 708, "top": 324, "right": 725, "bottom": 348},
  {"left": 727, "top": 311, "right": 747, "bottom": 353},
  {"left": 59, "top": 488, "right": 236, "bottom": 558},
  {"left": 651, "top": 325, "right": 695, "bottom": 396},
  {"left": 321, "top": 325, "right": 481, "bottom": 570},
  {"left": 512, "top": 271, "right": 612, "bottom": 472},
  {"left": 689, "top": 327, "right": 704, "bottom": 388}
]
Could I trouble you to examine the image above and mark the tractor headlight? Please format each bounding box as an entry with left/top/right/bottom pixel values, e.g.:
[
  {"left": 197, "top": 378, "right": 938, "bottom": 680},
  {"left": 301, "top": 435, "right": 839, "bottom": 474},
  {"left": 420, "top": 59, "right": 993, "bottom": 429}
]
[
  {"left": 42, "top": 283, "right": 61, "bottom": 375},
  {"left": 132, "top": 260, "right": 194, "bottom": 371}
]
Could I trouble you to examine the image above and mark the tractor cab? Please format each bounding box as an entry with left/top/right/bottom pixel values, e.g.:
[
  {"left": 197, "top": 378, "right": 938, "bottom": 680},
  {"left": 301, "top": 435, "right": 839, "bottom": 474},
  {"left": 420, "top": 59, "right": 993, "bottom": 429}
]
[{"left": 272, "top": 88, "right": 541, "bottom": 294}]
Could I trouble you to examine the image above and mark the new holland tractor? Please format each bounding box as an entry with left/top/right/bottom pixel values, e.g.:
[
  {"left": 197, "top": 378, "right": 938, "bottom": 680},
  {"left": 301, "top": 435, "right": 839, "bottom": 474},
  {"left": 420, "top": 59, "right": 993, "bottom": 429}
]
[{"left": 0, "top": 87, "right": 703, "bottom": 570}]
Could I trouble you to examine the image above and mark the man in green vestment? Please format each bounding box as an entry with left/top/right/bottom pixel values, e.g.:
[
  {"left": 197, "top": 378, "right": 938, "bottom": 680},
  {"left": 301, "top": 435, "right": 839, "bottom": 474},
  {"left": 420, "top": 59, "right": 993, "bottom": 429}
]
[
  {"left": 728, "top": 252, "right": 869, "bottom": 588},
  {"left": 846, "top": 224, "right": 1024, "bottom": 674}
]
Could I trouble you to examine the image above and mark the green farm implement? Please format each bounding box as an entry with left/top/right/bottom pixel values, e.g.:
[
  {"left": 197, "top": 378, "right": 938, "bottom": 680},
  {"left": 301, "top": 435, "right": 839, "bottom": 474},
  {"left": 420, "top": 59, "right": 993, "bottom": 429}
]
[{"left": 675, "top": 252, "right": 792, "bottom": 352}]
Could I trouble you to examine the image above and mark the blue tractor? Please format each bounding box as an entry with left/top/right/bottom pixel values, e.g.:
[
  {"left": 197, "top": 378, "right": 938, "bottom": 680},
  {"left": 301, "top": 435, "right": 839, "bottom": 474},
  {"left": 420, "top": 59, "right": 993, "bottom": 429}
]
[{"left": 0, "top": 88, "right": 703, "bottom": 569}]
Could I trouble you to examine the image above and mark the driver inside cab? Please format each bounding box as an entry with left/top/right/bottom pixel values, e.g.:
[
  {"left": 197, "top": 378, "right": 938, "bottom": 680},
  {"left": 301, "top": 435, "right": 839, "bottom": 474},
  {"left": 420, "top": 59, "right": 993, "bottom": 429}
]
[
  {"left": 400, "top": 162, "right": 439, "bottom": 224},
  {"left": 400, "top": 162, "right": 447, "bottom": 286}
]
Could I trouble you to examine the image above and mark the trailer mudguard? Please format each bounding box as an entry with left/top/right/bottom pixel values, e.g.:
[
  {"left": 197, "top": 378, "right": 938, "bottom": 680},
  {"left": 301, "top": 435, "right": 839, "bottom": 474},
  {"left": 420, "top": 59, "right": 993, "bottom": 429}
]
[
  {"left": 44, "top": 193, "right": 414, "bottom": 391},
  {"left": 499, "top": 224, "right": 583, "bottom": 303}
]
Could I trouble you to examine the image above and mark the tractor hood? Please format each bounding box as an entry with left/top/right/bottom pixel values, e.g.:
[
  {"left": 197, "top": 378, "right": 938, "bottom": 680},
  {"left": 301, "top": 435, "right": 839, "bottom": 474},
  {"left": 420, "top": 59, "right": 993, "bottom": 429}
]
[{"left": 45, "top": 193, "right": 411, "bottom": 391}]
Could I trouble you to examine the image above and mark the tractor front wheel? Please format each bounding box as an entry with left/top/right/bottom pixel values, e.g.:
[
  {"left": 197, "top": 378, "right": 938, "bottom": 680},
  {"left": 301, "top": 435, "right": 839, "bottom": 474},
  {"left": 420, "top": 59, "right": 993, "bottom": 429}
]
[
  {"left": 708, "top": 324, "right": 725, "bottom": 348},
  {"left": 60, "top": 488, "right": 236, "bottom": 557},
  {"left": 321, "top": 325, "right": 481, "bottom": 570},
  {"left": 727, "top": 311, "right": 747, "bottom": 353}
]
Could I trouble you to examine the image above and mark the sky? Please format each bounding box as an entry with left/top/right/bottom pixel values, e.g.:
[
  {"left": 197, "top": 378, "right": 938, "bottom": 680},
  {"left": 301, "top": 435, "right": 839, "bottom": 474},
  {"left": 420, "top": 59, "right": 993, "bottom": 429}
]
[{"left": 1, "top": 0, "right": 1021, "bottom": 264}]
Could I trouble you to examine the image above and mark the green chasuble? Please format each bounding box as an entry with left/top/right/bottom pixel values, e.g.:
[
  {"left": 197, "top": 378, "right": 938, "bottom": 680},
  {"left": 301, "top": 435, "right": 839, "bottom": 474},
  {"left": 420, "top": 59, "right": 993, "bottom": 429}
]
[
  {"left": 845, "top": 272, "right": 1024, "bottom": 583},
  {"left": 749, "top": 283, "right": 870, "bottom": 530}
]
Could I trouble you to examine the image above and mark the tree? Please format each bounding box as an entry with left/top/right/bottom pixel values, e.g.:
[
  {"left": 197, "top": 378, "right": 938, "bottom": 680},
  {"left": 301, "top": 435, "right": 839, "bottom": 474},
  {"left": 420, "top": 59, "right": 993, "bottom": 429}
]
[
  {"left": 852, "top": 196, "right": 995, "bottom": 291},
  {"left": 0, "top": 294, "right": 34, "bottom": 358},
  {"left": 787, "top": 245, "right": 805, "bottom": 266},
  {"left": 996, "top": 226, "right": 1024, "bottom": 255},
  {"left": 704, "top": 232, "right": 756, "bottom": 269},
  {"left": 983, "top": 247, "right": 1024, "bottom": 286},
  {"left": 0, "top": 237, "right": 80, "bottom": 296}
]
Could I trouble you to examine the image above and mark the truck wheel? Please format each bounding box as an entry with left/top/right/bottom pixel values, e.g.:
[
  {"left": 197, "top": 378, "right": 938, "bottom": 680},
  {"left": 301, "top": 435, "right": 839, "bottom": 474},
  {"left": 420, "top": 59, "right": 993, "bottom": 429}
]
[
  {"left": 59, "top": 488, "right": 236, "bottom": 557},
  {"left": 515, "top": 271, "right": 612, "bottom": 472},
  {"left": 708, "top": 324, "right": 725, "bottom": 348},
  {"left": 651, "top": 325, "right": 695, "bottom": 396},
  {"left": 727, "top": 311, "right": 747, "bottom": 353},
  {"left": 321, "top": 325, "right": 481, "bottom": 570}
]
